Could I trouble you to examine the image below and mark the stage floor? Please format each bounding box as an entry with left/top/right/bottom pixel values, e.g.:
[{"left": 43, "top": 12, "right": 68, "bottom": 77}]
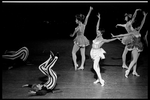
[{"left": 2, "top": 39, "right": 148, "bottom": 99}]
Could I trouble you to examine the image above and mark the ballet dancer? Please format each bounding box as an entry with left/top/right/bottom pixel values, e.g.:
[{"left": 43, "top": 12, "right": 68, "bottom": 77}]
[
  {"left": 90, "top": 13, "right": 118, "bottom": 86},
  {"left": 112, "top": 11, "right": 148, "bottom": 78},
  {"left": 70, "top": 6, "right": 93, "bottom": 70},
  {"left": 22, "top": 51, "right": 60, "bottom": 95},
  {"left": 115, "top": 9, "right": 141, "bottom": 69}
]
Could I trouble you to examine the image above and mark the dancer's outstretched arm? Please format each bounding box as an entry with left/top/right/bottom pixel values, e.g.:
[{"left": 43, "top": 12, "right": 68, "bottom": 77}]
[
  {"left": 116, "top": 9, "right": 141, "bottom": 28},
  {"left": 116, "top": 23, "right": 126, "bottom": 28},
  {"left": 136, "top": 11, "right": 148, "bottom": 32},
  {"left": 103, "top": 37, "right": 118, "bottom": 43},
  {"left": 84, "top": 6, "right": 93, "bottom": 26},
  {"left": 111, "top": 32, "right": 133, "bottom": 38}
]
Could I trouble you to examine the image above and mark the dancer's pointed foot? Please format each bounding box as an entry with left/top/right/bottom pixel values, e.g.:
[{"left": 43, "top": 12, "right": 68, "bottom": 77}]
[
  {"left": 122, "top": 65, "right": 128, "bottom": 69},
  {"left": 93, "top": 79, "right": 100, "bottom": 84},
  {"left": 74, "top": 64, "right": 78, "bottom": 71},
  {"left": 93, "top": 79, "right": 105, "bottom": 86},
  {"left": 77, "top": 66, "right": 84, "bottom": 70},
  {"left": 132, "top": 72, "right": 140, "bottom": 77},
  {"left": 100, "top": 79, "right": 105, "bottom": 86},
  {"left": 125, "top": 70, "right": 129, "bottom": 78}
]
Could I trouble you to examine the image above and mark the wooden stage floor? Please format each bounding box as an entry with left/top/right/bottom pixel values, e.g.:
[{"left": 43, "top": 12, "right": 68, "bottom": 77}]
[{"left": 2, "top": 39, "right": 148, "bottom": 99}]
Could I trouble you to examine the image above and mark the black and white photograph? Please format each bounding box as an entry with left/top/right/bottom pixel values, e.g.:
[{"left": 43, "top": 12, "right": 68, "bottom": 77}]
[{"left": 2, "top": 1, "right": 148, "bottom": 99}]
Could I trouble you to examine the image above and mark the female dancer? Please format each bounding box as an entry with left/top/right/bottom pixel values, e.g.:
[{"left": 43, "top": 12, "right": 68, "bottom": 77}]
[
  {"left": 115, "top": 9, "right": 141, "bottom": 69},
  {"left": 90, "top": 13, "right": 118, "bottom": 86},
  {"left": 70, "top": 6, "right": 93, "bottom": 70},
  {"left": 22, "top": 51, "right": 59, "bottom": 95},
  {"left": 112, "top": 11, "right": 148, "bottom": 78}
]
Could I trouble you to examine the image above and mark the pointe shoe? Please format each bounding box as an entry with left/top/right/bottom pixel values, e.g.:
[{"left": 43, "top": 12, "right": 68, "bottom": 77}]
[
  {"left": 77, "top": 67, "right": 84, "bottom": 70},
  {"left": 100, "top": 79, "right": 105, "bottom": 86},
  {"left": 74, "top": 64, "right": 78, "bottom": 71},
  {"left": 125, "top": 70, "right": 129, "bottom": 78},
  {"left": 93, "top": 79, "right": 100, "bottom": 84},
  {"left": 122, "top": 65, "right": 128, "bottom": 69},
  {"left": 132, "top": 72, "right": 140, "bottom": 77},
  {"left": 93, "top": 79, "right": 105, "bottom": 86}
]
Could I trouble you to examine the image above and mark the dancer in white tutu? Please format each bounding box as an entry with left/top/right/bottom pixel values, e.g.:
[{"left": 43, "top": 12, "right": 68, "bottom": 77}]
[
  {"left": 70, "top": 6, "right": 93, "bottom": 70},
  {"left": 90, "top": 13, "right": 117, "bottom": 86}
]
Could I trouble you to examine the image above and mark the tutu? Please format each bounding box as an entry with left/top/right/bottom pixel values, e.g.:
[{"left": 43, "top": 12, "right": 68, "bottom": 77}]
[
  {"left": 127, "top": 36, "right": 143, "bottom": 52},
  {"left": 73, "top": 24, "right": 89, "bottom": 47},
  {"left": 74, "top": 35, "right": 90, "bottom": 47},
  {"left": 90, "top": 48, "right": 106, "bottom": 59},
  {"left": 121, "top": 35, "right": 133, "bottom": 45}
]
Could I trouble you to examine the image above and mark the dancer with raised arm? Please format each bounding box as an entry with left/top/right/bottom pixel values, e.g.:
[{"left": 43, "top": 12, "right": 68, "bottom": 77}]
[
  {"left": 115, "top": 9, "right": 141, "bottom": 69},
  {"left": 112, "top": 11, "right": 148, "bottom": 78},
  {"left": 70, "top": 6, "right": 93, "bottom": 70},
  {"left": 90, "top": 13, "right": 118, "bottom": 86}
]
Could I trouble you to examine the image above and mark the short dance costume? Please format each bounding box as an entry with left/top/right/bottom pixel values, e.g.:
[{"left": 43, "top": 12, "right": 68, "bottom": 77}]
[
  {"left": 90, "top": 39, "right": 106, "bottom": 60},
  {"left": 121, "top": 31, "right": 143, "bottom": 52},
  {"left": 73, "top": 25, "right": 90, "bottom": 47}
]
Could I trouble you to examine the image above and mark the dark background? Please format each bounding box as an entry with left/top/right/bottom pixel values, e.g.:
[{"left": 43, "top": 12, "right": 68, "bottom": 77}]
[{"left": 2, "top": 2, "right": 148, "bottom": 52}]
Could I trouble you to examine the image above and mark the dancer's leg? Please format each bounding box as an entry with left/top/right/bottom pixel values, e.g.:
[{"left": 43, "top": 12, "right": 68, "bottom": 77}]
[
  {"left": 122, "top": 46, "right": 128, "bottom": 69},
  {"left": 93, "top": 57, "right": 104, "bottom": 86},
  {"left": 125, "top": 49, "right": 139, "bottom": 78},
  {"left": 132, "top": 52, "right": 140, "bottom": 77},
  {"left": 72, "top": 44, "right": 80, "bottom": 70},
  {"left": 78, "top": 47, "right": 85, "bottom": 70}
]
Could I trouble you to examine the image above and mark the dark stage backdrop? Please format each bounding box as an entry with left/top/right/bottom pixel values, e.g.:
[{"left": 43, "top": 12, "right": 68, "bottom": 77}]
[{"left": 2, "top": 2, "right": 148, "bottom": 52}]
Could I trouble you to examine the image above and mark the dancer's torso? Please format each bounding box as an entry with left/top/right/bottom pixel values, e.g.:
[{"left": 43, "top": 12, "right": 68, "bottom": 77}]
[
  {"left": 125, "top": 21, "right": 134, "bottom": 33},
  {"left": 76, "top": 24, "right": 85, "bottom": 36},
  {"left": 92, "top": 38, "right": 104, "bottom": 49}
]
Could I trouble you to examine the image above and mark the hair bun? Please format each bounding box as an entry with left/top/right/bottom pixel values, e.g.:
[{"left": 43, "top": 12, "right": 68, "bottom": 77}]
[{"left": 75, "top": 14, "right": 85, "bottom": 22}]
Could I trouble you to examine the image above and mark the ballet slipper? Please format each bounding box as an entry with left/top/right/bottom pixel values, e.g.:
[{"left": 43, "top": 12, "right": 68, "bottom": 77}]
[
  {"left": 122, "top": 65, "right": 128, "bottom": 69},
  {"left": 77, "top": 67, "right": 84, "bottom": 70},
  {"left": 125, "top": 70, "right": 129, "bottom": 78},
  {"left": 100, "top": 79, "right": 105, "bottom": 86},
  {"left": 132, "top": 72, "right": 140, "bottom": 77},
  {"left": 93, "top": 79, "right": 105, "bottom": 86},
  {"left": 93, "top": 79, "right": 100, "bottom": 84},
  {"left": 74, "top": 64, "right": 78, "bottom": 71}
]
